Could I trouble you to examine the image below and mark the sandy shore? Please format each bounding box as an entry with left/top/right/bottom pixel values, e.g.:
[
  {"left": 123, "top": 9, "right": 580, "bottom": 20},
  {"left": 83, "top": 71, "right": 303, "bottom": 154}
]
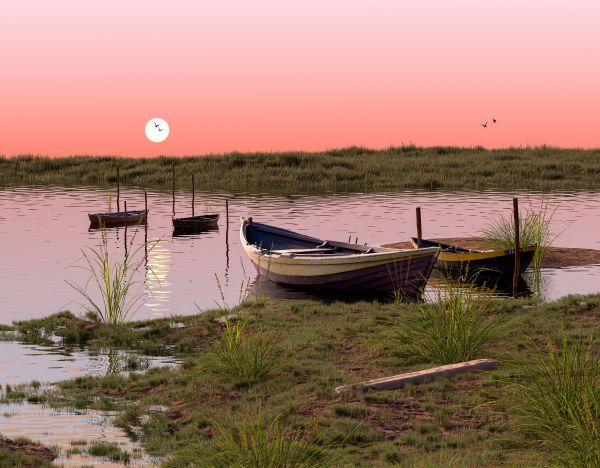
[{"left": 382, "top": 237, "right": 600, "bottom": 269}]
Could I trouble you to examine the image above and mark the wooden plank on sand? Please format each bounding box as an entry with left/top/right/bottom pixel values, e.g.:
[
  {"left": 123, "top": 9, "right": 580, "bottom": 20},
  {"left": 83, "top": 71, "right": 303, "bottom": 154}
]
[{"left": 335, "top": 359, "right": 497, "bottom": 394}]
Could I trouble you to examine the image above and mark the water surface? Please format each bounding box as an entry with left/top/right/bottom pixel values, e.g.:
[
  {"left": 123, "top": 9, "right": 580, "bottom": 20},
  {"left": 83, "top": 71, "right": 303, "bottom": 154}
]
[
  {"left": 1, "top": 186, "right": 599, "bottom": 323},
  {"left": 0, "top": 401, "right": 155, "bottom": 467}
]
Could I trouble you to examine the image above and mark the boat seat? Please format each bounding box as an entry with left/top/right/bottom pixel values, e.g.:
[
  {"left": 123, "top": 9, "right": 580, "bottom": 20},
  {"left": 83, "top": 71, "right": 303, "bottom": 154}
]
[{"left": 273, "top": 248, "right": 338, "bottom": 255}]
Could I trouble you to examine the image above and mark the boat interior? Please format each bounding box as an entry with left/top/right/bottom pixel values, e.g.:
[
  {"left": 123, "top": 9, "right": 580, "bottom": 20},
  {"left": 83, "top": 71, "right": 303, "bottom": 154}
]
[
  {"left": 411, "top": 237, "right": 475, "bottom": 253},
  {"left": 243, "top": 219, "right": 396, "bottom": 256}
]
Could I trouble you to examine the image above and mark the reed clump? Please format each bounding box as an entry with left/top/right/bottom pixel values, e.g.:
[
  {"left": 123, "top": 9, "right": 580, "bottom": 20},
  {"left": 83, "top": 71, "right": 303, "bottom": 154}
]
[
  {"left": 508, "top": 333, "right": 600, "bottom": 466},
  {"left": 203, "top": 314, "right": 280, "bottom": 384},
  {"left": 67, "top": 227, "right": 158, "bottom": 325},
  {"left": 171, "top": 413, "right": 333, "bottom": 468},
  {"left": 394, "top": 284, "right": 502, "bottom": 364},
  {"left": 480, "top": 199, "right": 557, "bottom": 272}
]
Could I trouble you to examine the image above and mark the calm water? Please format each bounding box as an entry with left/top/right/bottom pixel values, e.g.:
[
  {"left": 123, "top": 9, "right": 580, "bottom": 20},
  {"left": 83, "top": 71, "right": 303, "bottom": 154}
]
[
  {"left": 0, "top": 340, "right": 178, "bottom": 386},
  {"left": 1, "top": 186, "right": 600, "bottom": 323},
  {"left": 0, "top": 402, "right": 156, "bottom": 467}
]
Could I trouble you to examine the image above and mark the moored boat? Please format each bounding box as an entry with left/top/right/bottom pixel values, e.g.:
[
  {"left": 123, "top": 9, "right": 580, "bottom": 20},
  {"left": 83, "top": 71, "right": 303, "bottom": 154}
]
[
  {"left": 172, "top": 214, "right": 219, "bottom": 233},
  {"left": 410, "top": 237, "right": 536, "bottom": 281},
  {"left": 240, "top": 218, "right": 440, "bottom": 296},
  {"left": 88, "top": 210, "right": 148, "bottom": 228}
]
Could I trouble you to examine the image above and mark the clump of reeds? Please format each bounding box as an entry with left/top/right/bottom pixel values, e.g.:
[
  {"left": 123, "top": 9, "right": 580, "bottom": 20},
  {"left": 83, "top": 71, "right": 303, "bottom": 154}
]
[
  {"left": 480, "top": 198, "right": 557, "bottom": 272},
  {"left": 67, "top": 227, "right": 158, "bottom": 325},
  {"left": 203, "top": 313, "right": 280, "bottom": 384},
  {"left": 394, "top": 283, "right": 501, "bottom": 364},
  {"left": 171, "top": 413, "right": 333, "bottom": 468},
  {"left": 507, "top": 333, "right": 600, "bottom": 466}
]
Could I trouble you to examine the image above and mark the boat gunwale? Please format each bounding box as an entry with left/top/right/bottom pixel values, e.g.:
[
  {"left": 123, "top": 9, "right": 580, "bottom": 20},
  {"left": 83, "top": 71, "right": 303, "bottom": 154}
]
[
  {"left": 240, "top": 218, "right": 440, "bottom": 266},
  {"left": 88, "top": 209, "right": 148, "bottom": 219},
  {"left": 409, "top": 238, "right": 537, "bottom": 262},
  {"left": 172, "top": 214, "right": 219, "bottom": 223}
]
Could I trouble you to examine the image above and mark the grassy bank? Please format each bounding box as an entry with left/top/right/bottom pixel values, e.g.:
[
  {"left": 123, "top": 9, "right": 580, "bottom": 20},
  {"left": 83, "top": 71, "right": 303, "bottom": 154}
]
[
  {"left": 3, "top": 293, "right": 600, "bottom": 466},
  {"left": 2, "top": 146, "right": 600, "bottom": 193}
]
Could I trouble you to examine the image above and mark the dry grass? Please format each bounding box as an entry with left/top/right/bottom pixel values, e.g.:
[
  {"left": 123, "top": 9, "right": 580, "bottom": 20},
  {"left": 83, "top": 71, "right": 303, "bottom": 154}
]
[{"left": 2, "top": 146, "right": 600, "bottom": 193}]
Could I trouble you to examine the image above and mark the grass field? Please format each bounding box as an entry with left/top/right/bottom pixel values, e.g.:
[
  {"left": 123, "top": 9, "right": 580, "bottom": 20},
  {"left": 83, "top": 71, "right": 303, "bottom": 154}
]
[
  {"left": 3, "top": 292, "right": 599, "bottom": 466},
  {"left": 2, "top": 146, "right": 600, "bottom": 193}
]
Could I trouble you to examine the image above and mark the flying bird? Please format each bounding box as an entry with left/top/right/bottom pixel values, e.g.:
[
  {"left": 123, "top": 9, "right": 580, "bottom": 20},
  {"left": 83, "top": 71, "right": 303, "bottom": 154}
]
[
  {"left": 158, "top": 128, "right": 163, "bottom": 132},
  {"left": 481, "top": 122, "right": 488, "bottom": 128},
  {"left": 154, "top": 122, "right": 161, "bottom": 128},
  {"left": 492, "top": 118, "right": 497, "bottom": 123}
]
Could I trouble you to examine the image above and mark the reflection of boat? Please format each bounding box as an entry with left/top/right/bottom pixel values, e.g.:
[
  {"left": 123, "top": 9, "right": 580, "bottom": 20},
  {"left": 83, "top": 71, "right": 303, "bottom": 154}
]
[
  {"left": 241, "top": 218, "right": 439, "bottom": 296},
  {"left": 88, "top": 210, "right": 148, "bottom": 228},
  {"left": 172, "top": 214, "right": 219, "bottom": 235},
  {"left": 245, "top": 275, "right": 408, "bottom": 304},
  {"left": 410, "top": 238, "right": 536, "bottom": 281}
]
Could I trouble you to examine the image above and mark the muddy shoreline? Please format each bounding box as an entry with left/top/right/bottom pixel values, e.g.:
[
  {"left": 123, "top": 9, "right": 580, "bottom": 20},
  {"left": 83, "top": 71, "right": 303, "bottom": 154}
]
[
  {"left": 383, "top": 237, "right": 600, "bottom": 269},
  {"left": 0, "top": 435, "right": 55, "bottom": 463}
]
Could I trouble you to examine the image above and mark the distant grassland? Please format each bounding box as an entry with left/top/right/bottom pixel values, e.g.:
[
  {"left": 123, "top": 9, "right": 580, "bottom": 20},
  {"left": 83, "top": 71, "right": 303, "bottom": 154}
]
[{"left": 2, "top": 146, "right": 600, "bottom": 193}]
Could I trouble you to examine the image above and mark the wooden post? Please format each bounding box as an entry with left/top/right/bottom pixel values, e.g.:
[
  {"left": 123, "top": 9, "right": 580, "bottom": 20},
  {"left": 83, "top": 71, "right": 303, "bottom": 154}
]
[
  {"left": 144, "top": 192, "right": 148, "bottom": 264},
  {"left": 124, "top": 200, "right": 128, "bottom": 253},
  {"left": 116, "top": 167, "right": 120, "bottom": 212},
  {"left": 416, "top": 207, "right": 422, "bottom": 248},
  {"left": 172, "top": 162, "right": 176, "bottom": 215},
  {"left": 191, "top": 174, "right": 195, "bottom": 217},
  {"left": 225, "top": 199, "right": 230, "bottom": 241},
  {"left": 144, "top": 191, "right": 148, "bottom": 226},
  {"left": 513, "top": 197, "right": 521, "bottom": 297},
  {"left": 225, "top": 199, "right": 230, "bottom": 272}
]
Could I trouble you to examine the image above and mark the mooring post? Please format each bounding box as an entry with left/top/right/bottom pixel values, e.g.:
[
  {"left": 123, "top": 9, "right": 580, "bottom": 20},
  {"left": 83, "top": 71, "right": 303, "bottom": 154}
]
[
  {"left": 172, "top": 162, "right": 176, "bottom": 215},
  {"left": 143, "top": 191, "right": 148, "bottom": 263},
  {"left": 116, "top": 166, "right": 120, "bottom": 212},
  {"left": 124, "top": 200, "right": 128, "bottom": 253},
  {"left": 225, "top": 198, "right": 230, "bottom": 241},
  {"left": 416, "top": 207, "right": 422, "bottom": 248},
  {"left": 513, "top": 197, "right": 521, "bottom": 297},
  {"left": 225, "top": 198, "right": 230, "bottom": 270},
  {"left": 192, "top": 174, "right": 195, "bottom": 217}
]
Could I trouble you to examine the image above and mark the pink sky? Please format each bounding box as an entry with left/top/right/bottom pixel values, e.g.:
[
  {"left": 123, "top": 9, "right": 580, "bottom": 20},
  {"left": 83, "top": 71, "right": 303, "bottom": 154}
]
[{"left": 1, "top": 1, "right": 599, "bottom": 157}]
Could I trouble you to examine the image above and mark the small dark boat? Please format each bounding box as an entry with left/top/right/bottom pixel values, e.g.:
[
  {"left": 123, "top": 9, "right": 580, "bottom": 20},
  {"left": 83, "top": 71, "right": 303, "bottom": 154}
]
[
  {"left": 172, "top": 214, "right": 219, "bottom": 234},
  {"left": 410, "top": 237, "right": 536, "bottom": 281},
  {"left": 88, "top": 210, "right": 148, "bottom": 228},
  {"left": 241, "top": 218, "right": 440, "bottom": 296}
]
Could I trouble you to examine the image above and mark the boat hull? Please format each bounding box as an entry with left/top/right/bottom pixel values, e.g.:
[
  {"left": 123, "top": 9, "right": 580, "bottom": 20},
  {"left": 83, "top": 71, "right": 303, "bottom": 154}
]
[
  {"left": 172, "top": 214, "right": 219, "bottom": 234},
  {"left": 88, "top": 210, "right": 148, "bottom": 228},
  {"left": 411, "top": 238, "right": 536, "bottom": 282},
  {"left": 241, "top": 219, "right": 439, "bottom": 296},
  {"left": 253, "top": 254, "right": 437, "bottom": 295}
]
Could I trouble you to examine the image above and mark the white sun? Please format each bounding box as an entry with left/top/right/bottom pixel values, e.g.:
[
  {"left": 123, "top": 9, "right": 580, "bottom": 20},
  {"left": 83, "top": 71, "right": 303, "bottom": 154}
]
[{"left": 145, "top": 118, "right": 170, "bottom": 143}]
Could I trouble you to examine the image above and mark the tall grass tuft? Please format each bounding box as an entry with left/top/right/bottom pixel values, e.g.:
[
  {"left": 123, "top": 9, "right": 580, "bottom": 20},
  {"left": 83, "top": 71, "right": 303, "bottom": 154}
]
[
  {"left": 508, "top": 333, "right": 600, "bottom": 466},
  {"left": 67, "top": 227, "right": 158, "bottom": 324},
  {"left": 394, "top": 284, "right": 501, "bottom": 364},
  {"left": 172, "top": 413, "right": 333, "bottom": 467},
  {"left": 480, "top": 198, "right": 557, "bottom": 272},
  {"left": 204, "top": 313, "right": 280, "bottom": 384}
]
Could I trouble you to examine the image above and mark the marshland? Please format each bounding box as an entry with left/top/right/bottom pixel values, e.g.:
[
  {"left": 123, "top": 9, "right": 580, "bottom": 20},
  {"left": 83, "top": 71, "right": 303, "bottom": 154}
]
[
  {"left": 3, "top": 146, "right": 600, "bottom": 192},
  {"left": 1, "top": 148, "right": 600, "bottom": 466}
]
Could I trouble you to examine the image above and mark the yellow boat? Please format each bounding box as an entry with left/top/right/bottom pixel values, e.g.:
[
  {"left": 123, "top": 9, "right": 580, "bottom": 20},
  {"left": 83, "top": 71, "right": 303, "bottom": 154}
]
[
  {"left": 410, "top": 238, "right": 536, "bottom": 281},
  {"left": 241, "top": 218, "right": 440, "bottom": 296}
]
